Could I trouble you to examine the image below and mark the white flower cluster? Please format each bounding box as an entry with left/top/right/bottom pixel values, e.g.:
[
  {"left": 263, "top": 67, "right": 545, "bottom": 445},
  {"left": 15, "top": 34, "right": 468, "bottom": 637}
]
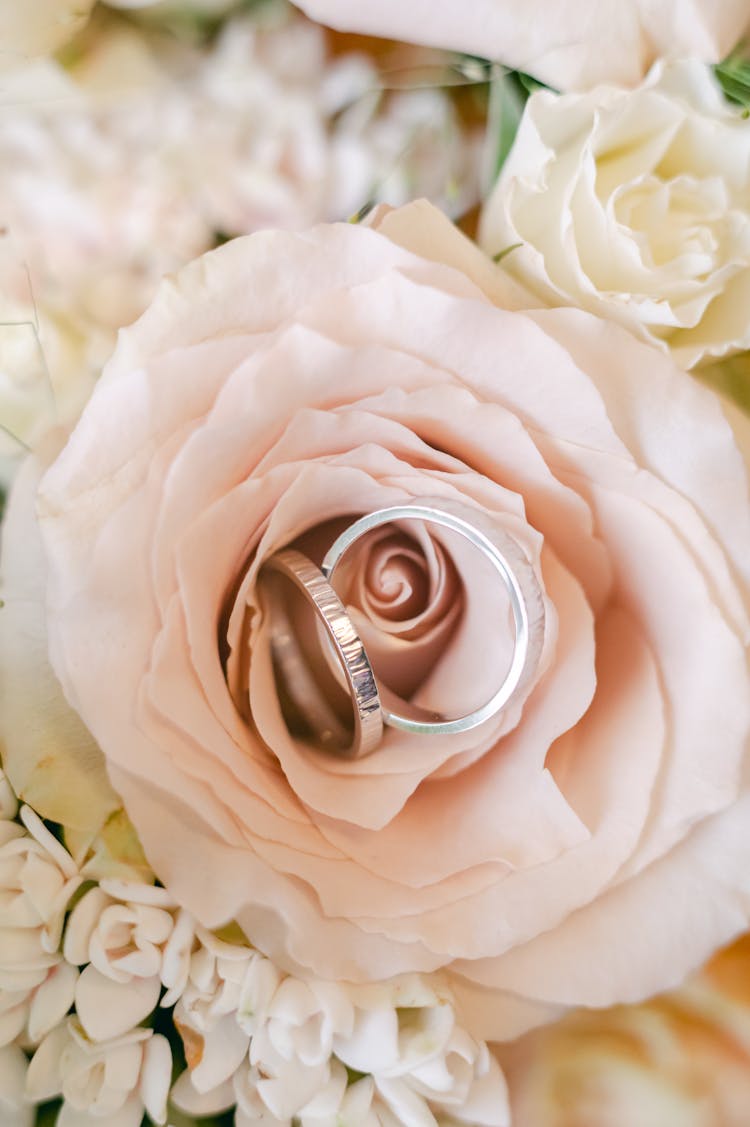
[
  {"left": 168, "top": 932, "right": 506, "bottom": 1126},
  {"left": 0, "top": 3, "right": 481, "bottom": 482},
  {"left": 0, "top": 770, "right": 508, "bottom": 1127}
]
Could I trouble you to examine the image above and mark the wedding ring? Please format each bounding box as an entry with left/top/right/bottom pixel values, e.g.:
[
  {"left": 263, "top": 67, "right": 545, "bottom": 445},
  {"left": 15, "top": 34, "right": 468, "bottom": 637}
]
[
  {"left": 321, "top": 498, "right": 545, "bottom": 736},
  {"left": 260, "top": 549, "right": 383, "bottom": 758}
]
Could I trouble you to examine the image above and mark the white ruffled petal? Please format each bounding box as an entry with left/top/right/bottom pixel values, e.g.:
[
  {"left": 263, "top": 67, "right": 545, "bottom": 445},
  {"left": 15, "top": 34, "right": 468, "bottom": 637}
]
[
  {"left": 140, "top": 1032, "right": 172, "bottom": 1125},
  {"left": 57, "top": 1092, "right": 144, "bottom": 1127},
  {"left": 0, "top": 774, "right": 19, "bottom": 822},
  {"left": 25, "top": 1023, "right": 68, "bottom": 1103},
  {"left": 0, "top": 1042, "right": 30, "bottom": 1110},
  {"left": 160, "top": 910, "right": 197, "bottom": 1007},
  {"left": 183, "top": 1012, "right": 248, "bottom": 1093},
  {"left": 63, "top": 888, "right": 112, "bottom": 967},
  {"left": 98, "top": 880, "right": 176, "bottom": 908},
  {"left": 0, "top": 999, "right": 27, "bottom": 1047},
  {"left": 297, "top": 1058, "right": 348, "bottom": 1118},
  {"left": 334, "top": 1006, "right": 400, "bottom": 1074},
  {"left": 236, "top": 956, "right": 281, "bottom": 1036},
  {"left": 98, "top": 1041, "right": 144, "bottom": 1103},
  {"left": 256, "top": 1056, "right": 332, "bottom": 1121},
  {"left": 374, "top": 1077, "right": 437, "bottom": 1127},
  {"left": 436, "top": 1052, "right": 510, "bottom": 1126},
  {"left": 169, "top": 1068, "right": 236, "bottom": 1116},
  {"left": 75, "top": 966, "right": 160, "bottom": 1041},
  {"left": 235, "top": 1103, "right": 291, "bottom": 1127},
  {"left": 26, "top": 961, "right": 78, "bottom": 1044}
]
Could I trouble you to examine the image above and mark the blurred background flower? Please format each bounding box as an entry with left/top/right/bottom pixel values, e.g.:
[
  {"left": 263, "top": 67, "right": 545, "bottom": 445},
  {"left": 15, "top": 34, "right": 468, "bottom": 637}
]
[
  {"left": 0, "top": 0, "right": 96, "bottom": 69},
  {"left": 0, "top": 0, "right": 484, "bottom": 485},
  {"left": 497, "top": 934, "right": 750, "bottom": 1127},
  {"left": 289, "top": 0, "right": 750, "bottom": 92}
]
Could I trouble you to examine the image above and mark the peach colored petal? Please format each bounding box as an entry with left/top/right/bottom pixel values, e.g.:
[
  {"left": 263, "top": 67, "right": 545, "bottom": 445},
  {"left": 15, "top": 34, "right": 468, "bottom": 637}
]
[
  {"left": 31, "top": 208, "right": 750, "bottom": 1043},
  {"left": 455, "top": 790, "right": 750, "bottom": 1025}
]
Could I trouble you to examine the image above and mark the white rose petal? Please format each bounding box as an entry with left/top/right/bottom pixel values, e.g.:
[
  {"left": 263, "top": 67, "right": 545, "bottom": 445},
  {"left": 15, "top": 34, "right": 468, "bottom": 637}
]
[
  {"left": 334, "top": 1006, "right": 400, "bottom": 1075},
  {"left": 235, "top": 1102, "right": 290, "bottom": 1127},
  {"left": 252, "top": 1035, "right": 332, "bottom": 1120},
  {"left": 0, "top": 456, "right": 121, "bottom": 832},
  {"left": 63, "top": 887, "right": 112, "bottom": 967},
  {"left": 0, "top": 773, "right": 18, "bottom": 822},
  {"left": 184, "top": 1012, "right": 249, "bottom": 1094},
  {"left": 169, "top": 1069, "right": 236, "bottom": 1117},
  {"left": 296, "top": 1057, "right": 348, "bottom": 1117},
  {"left": 291, "top": 0, "right": 750, "bottom": 91},
  {"left": 89, "top": 902, "right": 174, "bottom": 982},
  {"left": 444, "top": 1051, "right": 510, "bottom": 1126},
  {"left": 0, "top": 0, "right": 95, "bottom": 66},
  {"left": 236, "top": 955, "right": 281, "bottom": 1036},
  {"left": 160, "top": 909, "right": 198, "bottom": 1007},
  {"left": 373, "top": 1077, "right": 437, "bottom": 1127},
  {"left": 0, "top": 995, "right": 27, "bottom": 1048},
  {"left": 0, "top": 1042, "right": 32, "bottom": 1125},
  {"left": 304, "top": 1074, "right": 379, "bottom": 1127},
  {"left": 166, "top": 930, "right": 508, "bottom": 1125},
  {"left": 74, "top": 965, "right": 161, "bottom": 1042},
  {"left": 0, "top": 802, "right": 81, "bottom": 1047},
  {"left": 57, "top": 1094, "right": 144, "bottom": 1127},
  {"left": 98, "top": 880, "right": 176, "bottom": 909},
  {"left": 480, "top": 59, "right": 750, "bottom": 372},
  {"left": 27, "top": 1017, "right": 167, "bottom": 1127},
  {"left": 26, "top": 960, "right": 78, "bottom": 1044},
  {"left": 25, "top": 1022, "right": 70, "bottom": 1103},
  {"left": 264, "top": 977, "right": 353, "bottom": 1066},
  {"left": 140, "top": 1033, "right": 172, "bottom": 1126}
]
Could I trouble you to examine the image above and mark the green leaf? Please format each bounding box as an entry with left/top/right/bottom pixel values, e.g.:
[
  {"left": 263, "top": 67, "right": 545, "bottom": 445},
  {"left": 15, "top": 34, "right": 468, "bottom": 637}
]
[
  {"left": 715, "top": 49, "right": 750, "bottom": 110},
  {"left": 516, "top": 70, "right": 550, "bottom": 96},
  {"left": 482, "top": 67, "right": 527, "bottom": 192}
]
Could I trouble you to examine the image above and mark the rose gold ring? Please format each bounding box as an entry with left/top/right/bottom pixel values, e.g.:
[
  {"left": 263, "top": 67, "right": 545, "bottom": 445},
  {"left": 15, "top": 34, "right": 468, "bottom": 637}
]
[{"left": 259, "top": 549, "right": 383, "bottom": 758}]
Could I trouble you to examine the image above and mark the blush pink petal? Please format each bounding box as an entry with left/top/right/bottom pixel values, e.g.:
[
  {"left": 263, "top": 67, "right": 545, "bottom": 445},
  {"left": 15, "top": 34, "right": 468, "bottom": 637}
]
[
  {"left": 534, "top": 308, "right": 750, "bottom": 609},
  {"left": 309, "top": 549, "right": 595, "bottom": 887},
  {"left": 107, "top": 765, "right": 448, "bottom": 983},
  {"left": 31, "top": 210, "right": 750, "bottom": 1043},
  {"left": 454, "top": 791, "right": 750, "bottom": 1025},
  {"left": 351, "top": 607, "right": 664, "bottom": 960},
  {"left": 350, "top": 383, "right": 614, "bottom": 616}
]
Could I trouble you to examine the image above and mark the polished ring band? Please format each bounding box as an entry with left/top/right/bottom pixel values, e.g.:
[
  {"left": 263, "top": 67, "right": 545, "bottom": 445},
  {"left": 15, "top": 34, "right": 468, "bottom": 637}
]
[
  {"left": 321, "top": 498, "right": 546, "bottom": 736},
  {"left": 260, "top": 549, "right": 383, "bottom": 758}
]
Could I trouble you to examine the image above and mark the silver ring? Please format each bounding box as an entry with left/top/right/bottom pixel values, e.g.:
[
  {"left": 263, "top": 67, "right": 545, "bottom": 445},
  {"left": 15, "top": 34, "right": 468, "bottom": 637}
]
[
  {"left": 321, "top": 498, "right": 545, "bottom": 735},
  {"left": 260, "top": 549, "right": 383, "bottom": 758}
]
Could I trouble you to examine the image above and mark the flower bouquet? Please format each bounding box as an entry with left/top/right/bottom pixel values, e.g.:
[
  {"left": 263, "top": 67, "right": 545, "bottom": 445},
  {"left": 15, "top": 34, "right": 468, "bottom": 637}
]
[{"left": 3, "top": 2, "right": 750, "bottom": 1126}]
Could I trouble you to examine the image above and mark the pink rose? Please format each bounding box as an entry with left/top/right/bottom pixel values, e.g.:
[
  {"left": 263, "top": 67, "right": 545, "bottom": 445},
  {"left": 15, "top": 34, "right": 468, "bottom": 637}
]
[
  {"left": 28, "top": 201, "right": 750, "bottom": 1039},
  {"left": 290, "top": 0, "right": 750, "bottom": 92}
]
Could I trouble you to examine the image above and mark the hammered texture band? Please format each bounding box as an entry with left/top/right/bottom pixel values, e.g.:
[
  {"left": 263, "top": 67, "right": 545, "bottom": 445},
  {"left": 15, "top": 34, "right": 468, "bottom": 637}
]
[{"left": 260, "top": 548, "right": 383, "bottom": 758}]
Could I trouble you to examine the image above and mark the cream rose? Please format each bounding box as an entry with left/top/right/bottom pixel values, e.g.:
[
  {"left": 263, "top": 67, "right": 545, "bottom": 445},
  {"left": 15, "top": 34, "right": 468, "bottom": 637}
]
[
  {"left": 499, "top": 934, "right": 750, "bottom": 1127},
  {"left": 9, "top": 200, "right": 750, "bottom": 1041},
  {"left": 0, "top": 1, "right": 95, "bottom": 67},
  {"left": 291, "top": 0, "right": 750, "bottom": 92},
  {"left": 480, "top": 60, "right": 750, "bottom": 373}
]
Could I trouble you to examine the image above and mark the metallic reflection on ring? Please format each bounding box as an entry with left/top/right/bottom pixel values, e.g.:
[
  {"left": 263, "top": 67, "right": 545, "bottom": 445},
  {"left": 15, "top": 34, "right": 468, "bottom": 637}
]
[
  {"left": 321, "top": 498, "right": 546, "bottom": 736},
  {"left": 260, "top": 549, "right": 383, "bottom": 758}
]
